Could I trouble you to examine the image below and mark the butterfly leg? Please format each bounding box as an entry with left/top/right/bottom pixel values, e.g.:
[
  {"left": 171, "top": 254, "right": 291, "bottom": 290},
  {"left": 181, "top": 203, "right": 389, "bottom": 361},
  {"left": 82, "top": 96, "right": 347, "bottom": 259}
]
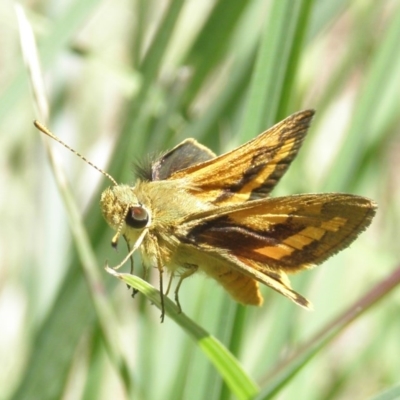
[
  {"left": 158, "top": 265, "right": 165, "bottom": 322},
  {"left": 151, "top": 241, "right": 166, "bottom": 322},
  {"left": 165, "top": 272, "right": 175, "bottom": 296},
  {"left": 174, "top": 264, "right": 198, "bottom": 313},
  {"left": 124, "top": 236, "right": 139, "bottom": 297},
  {"left": 142, "top": 263, "right": 149, "bottom": 282}
]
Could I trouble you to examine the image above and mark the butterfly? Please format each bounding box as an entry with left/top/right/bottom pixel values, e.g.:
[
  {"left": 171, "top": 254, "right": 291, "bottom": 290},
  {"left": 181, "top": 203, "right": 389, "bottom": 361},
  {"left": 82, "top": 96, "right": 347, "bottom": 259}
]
[{"left": 36, "top": 110, "right": 376, "bottom": 321}]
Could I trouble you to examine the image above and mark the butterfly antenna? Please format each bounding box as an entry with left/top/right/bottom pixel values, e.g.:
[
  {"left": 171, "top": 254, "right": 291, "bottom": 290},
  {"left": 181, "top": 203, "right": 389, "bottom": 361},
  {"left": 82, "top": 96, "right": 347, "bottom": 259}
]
[{"left": 34, "top": 120, "right": 118, "bottom": 186}]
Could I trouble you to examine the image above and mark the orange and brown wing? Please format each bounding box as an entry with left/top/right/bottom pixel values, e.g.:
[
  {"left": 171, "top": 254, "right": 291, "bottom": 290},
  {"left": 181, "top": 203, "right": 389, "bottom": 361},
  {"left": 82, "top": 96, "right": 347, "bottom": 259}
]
[
  {"left": 170, "top": 110, "right": 315, "bottom": 205},
  {"left": 183, "top": 193, "right": 376, "bottom": 271},
  {"left": 180, "top": 193, "right": 376, "bottom": 306}
]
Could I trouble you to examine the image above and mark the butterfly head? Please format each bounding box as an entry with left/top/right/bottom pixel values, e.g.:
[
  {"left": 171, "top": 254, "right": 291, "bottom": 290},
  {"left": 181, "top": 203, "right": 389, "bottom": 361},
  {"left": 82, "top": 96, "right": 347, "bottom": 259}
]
[{"left": 101, "top": 184, "right": 152, "bottom": 247}]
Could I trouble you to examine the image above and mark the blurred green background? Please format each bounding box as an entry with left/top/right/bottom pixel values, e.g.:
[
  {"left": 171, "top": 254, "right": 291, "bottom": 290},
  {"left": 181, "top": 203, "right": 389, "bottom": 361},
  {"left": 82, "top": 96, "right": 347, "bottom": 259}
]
[{"left": 1, "top": 0, "right": 400, "bottom": 399}]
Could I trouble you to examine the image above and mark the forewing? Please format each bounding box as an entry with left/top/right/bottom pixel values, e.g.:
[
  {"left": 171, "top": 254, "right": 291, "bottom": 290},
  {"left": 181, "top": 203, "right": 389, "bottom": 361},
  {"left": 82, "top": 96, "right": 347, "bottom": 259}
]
[
  {"left": 181, "top": 193, "right": 376, "bottom": 272},
  {"left": 134, "top": 139, "right": 215, "bottom": 181},
  {"left": 152, "top": 139, "right": 216, "bottom": 180},
  {"left": 169, "top": 110, "right": 314, "bottom": 204}
]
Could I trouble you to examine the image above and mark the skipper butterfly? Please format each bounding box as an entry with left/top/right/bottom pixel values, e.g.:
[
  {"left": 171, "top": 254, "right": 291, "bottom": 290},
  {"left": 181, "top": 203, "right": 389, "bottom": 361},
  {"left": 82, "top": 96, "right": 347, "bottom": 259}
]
[{"left": 35, "top": 110, "right": 376, "bottom": 321}]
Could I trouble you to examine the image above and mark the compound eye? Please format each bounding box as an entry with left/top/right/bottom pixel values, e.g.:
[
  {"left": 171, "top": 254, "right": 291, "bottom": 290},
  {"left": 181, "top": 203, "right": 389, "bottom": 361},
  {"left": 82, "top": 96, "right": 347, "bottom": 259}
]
[{"left": 125, "top": 206, "right": 149, "bottom": 229}]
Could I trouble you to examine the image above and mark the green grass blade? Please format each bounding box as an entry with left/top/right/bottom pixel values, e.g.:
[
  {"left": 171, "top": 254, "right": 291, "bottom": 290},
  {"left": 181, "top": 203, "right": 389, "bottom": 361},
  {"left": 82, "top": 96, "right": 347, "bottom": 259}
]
[
  {"left": 106, "top": 268, "right": 259, "bottom": 400},
  {"left": 13, "top": 6, "right": 132, "bottom": 398}
]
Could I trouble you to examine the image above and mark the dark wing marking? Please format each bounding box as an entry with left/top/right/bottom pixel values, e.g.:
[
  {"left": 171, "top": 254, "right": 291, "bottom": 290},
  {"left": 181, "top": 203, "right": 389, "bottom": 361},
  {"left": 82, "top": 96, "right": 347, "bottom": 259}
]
[
  {"left": 152, "top": 139, "right": 215, "bottom": 180},
  {"left": 133, "top": 139, "right": 215, "bottom": 181}
]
